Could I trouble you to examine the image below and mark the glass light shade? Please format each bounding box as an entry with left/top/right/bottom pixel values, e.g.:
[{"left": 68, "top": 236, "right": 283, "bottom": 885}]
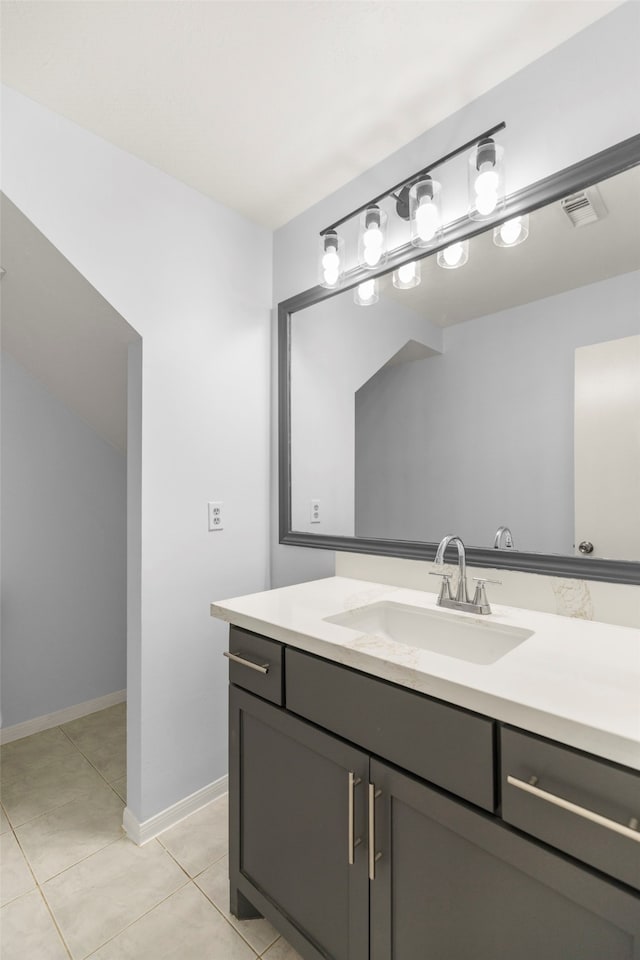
[
  {"left": 409, "top": 177, "right": 442, "bottom": 247},
  {"left": 437, "top": 240, "right": 469, "bottom": 270},
  {"left": 468, "top": 138, "right": 505, "bottom": 221},
  {"left": 318, "top": 231, "right": 345, "bottom": 288},
  {"left": 358, "top": 205, "right": 388, "bottom": 270},
  {"left": 392, "top": 260, "right": 421, "bottom": 289},
  {"left": 493, "top": 214, "right": 530, "bottom": 248},
  {"left": 354, "top": 278, "right": 379, "bottom": 306}
]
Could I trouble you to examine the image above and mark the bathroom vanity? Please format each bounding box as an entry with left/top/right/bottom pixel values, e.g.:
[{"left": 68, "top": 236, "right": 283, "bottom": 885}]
[{"left": 211, "top": 577, "right": 640, "bottom": 960}]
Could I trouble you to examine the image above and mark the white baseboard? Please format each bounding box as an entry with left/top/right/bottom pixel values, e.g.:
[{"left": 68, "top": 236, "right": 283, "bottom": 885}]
[
  {"left": 0, "top": 690, "right": 127, "bottom": 744},
  {"left": 122, "top": 774, "right": 228, "bottom": 845}
]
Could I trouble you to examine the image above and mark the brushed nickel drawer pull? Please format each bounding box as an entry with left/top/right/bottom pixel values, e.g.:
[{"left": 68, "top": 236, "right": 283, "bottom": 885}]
[
  {"left": 507, "top": 775, "right": 640, "bottom": 842},
  {"left": 223, "top": 651, "right": 269, "bottom": 674},
  {"left": 348, "top": 772, "right": 362, "bottom": 865},
  {"left": 368, "top": 783, "right": 383, "bottom": 880}
]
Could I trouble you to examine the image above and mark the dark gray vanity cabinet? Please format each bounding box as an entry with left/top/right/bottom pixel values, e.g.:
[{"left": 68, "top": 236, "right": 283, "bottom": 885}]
[
  {"left": 227, "top": 629, "right": 640, "bottom": 960},
  {"left": 369, "top": 759, "right": 640, "bottom": 960},
  {"left": 229, "top": 684, "right": 369, "bottom": 960}
]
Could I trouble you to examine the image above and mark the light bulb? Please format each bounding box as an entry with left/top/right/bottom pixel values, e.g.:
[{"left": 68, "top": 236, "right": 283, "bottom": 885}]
[
  {"left": 443, "top": 243, "right": 464, "bottom": 267},
  {"left": 363, "top": 245, "right": 382, "bottom": 267},
  {"left": 397, "top": 262, "right": 416, "bottom": 284},
  {"left": 498, "top": 218, "right": 523, "bottom": 245},
  {"left": 415, "top": 200, "right": 439, "bottom": 242},
  {"left": 363, "top": 225, "right": 383, "bottom": 249},
  {"left": 322, "top": 249, "right": 340, "bottom": 271},
  {"left": 475, "top": 190, "right": 498, "bottom": 216},
  {"left": 358, "top": 280, "right": 376, "bottom": 302},
  {"left": 323, "top": 268, "right": 339, "bottom": 286},
  {"left": 475, "top": 167, "right": 499, "bottom": 197}
]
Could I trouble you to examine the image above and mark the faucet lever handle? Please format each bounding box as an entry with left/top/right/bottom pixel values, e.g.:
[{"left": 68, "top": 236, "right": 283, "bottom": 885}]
[
  {"left": 471, "top": 577, "right": 501, "bottom": 607},
  {"left": 428, "top": 571, "right": 453, "bottom": 602}
]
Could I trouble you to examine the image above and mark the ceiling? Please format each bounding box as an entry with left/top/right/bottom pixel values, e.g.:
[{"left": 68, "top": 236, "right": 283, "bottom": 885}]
[{"left": 0, "top": 0, "right": 623, "bottom": 229}]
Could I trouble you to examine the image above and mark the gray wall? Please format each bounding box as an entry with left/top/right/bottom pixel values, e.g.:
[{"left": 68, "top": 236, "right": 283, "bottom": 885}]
[
  {"left": 355, "top": 270, "right": 640, "bottom": 554},
  {"left": 271, "top": 2, "right": 640, "bottom": 587},
  {"left": 1, "top": 351, "right": 126, "bottom": 726}
]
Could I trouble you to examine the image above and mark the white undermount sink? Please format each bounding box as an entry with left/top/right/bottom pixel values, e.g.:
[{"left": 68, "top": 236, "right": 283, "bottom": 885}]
[{"left": 324, "top": 601, "right": 534, "bottom": 665}]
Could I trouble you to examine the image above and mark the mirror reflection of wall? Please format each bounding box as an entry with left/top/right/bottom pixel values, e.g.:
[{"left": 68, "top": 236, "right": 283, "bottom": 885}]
[{"left": 290, "top": 165, "right": 640, "bottom": 561}]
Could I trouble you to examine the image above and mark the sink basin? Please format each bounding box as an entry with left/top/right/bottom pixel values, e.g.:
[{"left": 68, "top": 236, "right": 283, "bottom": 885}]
[{"left": 324, "top": 601, "right": 533, "bottom": 665}]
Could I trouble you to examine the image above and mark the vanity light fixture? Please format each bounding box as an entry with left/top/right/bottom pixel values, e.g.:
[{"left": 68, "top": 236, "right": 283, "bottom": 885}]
[
  {"left": 318, "top": 121, "right": 506, "bottom": 288},
  {"left": 358, "top": 205, "right": 387, "bottom": 270},
  {"left": 392, "top": 260, "right": 421, "bottom": 289},
  {"left": 469, "top": 137, "right": 505, "bottom": 220},
  {"left": 437, "top": 240, "right": 469, "bottom": 270},
  {"left": 354, "top": 278, "right": 379, "bottom": 306},
  {"left": 493, "top": 214, "right": 529, "bottom": 248},
  {"left": 319, "top": 230, "right": 345, "bottom": 288}
]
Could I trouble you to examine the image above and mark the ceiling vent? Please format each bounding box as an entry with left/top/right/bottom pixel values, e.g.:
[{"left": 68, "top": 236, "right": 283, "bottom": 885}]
[{"left": 560, "top": 186, "right": 607, "bottom": 227}]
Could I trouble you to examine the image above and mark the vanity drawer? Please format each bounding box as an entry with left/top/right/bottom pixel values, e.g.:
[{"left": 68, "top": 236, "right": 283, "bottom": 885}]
[
  {"left": 286, "top": 648, "right": 495, "bottom": 811},
  {"left": 226, "top": 626, "right": 284, "bottom": 705},
  {"left": 501, "top": 727, "right": 640, "bottom": 890}
]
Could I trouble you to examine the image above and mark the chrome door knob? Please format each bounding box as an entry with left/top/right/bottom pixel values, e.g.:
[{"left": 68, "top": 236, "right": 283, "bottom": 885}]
[{"left": 578, "top": 541, "right": 594, "bottom": 555}]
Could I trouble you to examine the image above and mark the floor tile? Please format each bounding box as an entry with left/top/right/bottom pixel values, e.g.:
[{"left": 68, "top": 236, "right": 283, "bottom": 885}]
[
  {"left": 1, "top": 747, "right": 106, "bottom": 827},
  {"left": 111, "top": 776, "right": 126, "bottom": 802},
  {"left": 1, "top": 728, "right": 78, "bottom": 783},
  {"left": 262, "top": 937, "right": 305, "bottom": 960},
  {"left": 43, "top": 837, "right": 187, "bottom": 959},
  {"left": 61, "top": 704, "right": 126, "bottom": 782},
  {"left": 0, "top": 831, "right": 36, "bottom": 905},
  {"left": 158, "top": 795, "right": 227, "bottom": 878},
  {"left": 0, "top": 888, "right": 69, "bottom": 960},
  {"left": 16, "top": 780, "right": 125, "bottom": 882},
  {"left": 89, "top": 882, "right": 257, "bottom": 960},
  {"left": 0, "top": 804, "right": 10, "bottom": 834},
  {"left": 196, "top": 855, "right": 279, "bottom": 955}
]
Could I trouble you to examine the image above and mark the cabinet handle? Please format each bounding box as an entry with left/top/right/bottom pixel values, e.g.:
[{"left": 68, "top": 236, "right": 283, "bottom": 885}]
[
  {"left": 368, "top": 783, "right": 383, "bottom": 880},
  {"left": 348, "top": 772, "right": 362, "bottom": 865},
  {"left": 223, "top": 651, "right": 269, "bottom": 675},
  {"left": 506, "top": 775, "right": 640, "bottom": 842}
]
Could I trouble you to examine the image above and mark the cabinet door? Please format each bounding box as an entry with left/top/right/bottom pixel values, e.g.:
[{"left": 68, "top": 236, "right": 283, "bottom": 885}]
[
  {"left": 230, "top": 685, "right": 369, "bottom": 960},
  {"left": 369, "top": 759, "right": 640, "bottom": 960}
]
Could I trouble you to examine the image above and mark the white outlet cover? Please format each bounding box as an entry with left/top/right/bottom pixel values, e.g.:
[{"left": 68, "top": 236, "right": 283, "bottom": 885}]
[{"left": 208, "top": 501, "right": 224, "bottom": 531}]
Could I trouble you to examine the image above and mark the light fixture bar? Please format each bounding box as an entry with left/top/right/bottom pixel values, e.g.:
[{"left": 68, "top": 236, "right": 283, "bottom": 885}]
[{"left": 319, "top": 121, "right": 506, "bottom": 236}]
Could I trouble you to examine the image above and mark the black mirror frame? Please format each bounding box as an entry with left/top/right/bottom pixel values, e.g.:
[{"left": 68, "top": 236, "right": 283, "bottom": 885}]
[{"left": 279, "top": 133, "right": 640, "bottom": 585}]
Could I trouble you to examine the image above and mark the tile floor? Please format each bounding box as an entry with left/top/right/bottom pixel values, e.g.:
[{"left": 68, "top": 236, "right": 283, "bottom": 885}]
[{"left": 0, "top": 703, "right": 302, "bottom": 959}]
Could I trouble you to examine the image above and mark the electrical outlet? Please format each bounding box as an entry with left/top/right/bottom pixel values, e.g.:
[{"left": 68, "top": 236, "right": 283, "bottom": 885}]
[
  {"left": 208, "top": 501, "right": 224, "bottom": 531},
  {"left": 310, "top": 499, "right": 321, "bottom": 524}
]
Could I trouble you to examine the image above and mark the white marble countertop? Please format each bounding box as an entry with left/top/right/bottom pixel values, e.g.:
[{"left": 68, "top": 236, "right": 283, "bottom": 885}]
[{"left": 210, "top": 576, "right": 640, "bottom": 771}]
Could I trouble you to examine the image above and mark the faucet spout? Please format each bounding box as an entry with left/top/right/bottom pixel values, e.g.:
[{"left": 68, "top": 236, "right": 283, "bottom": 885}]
[
  {"left": 494, "top": 526, "right": 514, "bottom": 549},
  {"left": 434, "top": 535, "right": 469, "bottom": 603},
  {"left": 433, "top": 534, "right": 500, "bottom": 615}
]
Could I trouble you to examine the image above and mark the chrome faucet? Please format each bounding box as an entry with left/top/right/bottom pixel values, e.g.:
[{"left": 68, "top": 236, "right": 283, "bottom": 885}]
[
  {"left": 435, "top": 535, "right": 469, "bottom": 602},
  {"left": 494, "top": 525, "right": 514, "bottom": 549},
  {"left": 431, "top": 535, "right": 501, "bottom": 615}
]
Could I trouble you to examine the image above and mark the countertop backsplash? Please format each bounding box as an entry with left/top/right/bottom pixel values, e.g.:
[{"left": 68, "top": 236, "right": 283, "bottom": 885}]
[{"left": 335, "top": 552, "right": 640, "bottom": 630}]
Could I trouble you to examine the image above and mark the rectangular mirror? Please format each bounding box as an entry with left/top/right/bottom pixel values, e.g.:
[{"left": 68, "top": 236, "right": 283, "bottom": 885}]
[{"left": 279, "top": 136, "right": 640, "bottom": 584}]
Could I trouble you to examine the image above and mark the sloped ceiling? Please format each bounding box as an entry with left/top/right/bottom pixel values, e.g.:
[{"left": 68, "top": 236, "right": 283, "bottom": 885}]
[{"left": 1, "top": 194, "right": 138, "bottom": 452}]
